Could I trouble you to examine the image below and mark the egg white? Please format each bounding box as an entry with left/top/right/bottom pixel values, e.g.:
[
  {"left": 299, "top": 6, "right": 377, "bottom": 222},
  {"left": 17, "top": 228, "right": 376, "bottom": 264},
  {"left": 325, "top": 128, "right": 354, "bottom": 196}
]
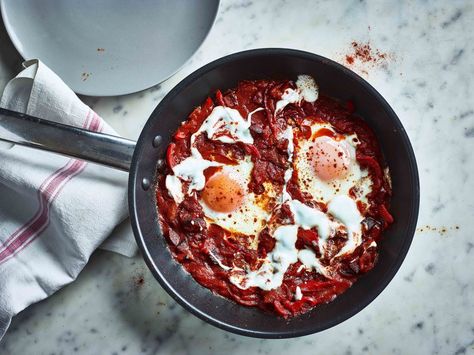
[
  {"left": 199, "top": 156, "right": 273, "bottom": 237},
  {"left": 294, "top": 122, "right": 373, "bottom": 205}
]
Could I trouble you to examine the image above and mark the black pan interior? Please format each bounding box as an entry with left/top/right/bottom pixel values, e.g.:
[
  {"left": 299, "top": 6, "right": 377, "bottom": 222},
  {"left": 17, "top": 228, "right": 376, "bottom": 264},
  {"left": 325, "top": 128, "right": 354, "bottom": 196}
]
[{"left": 129, "top": 49, "right": 419, "bottom": 338}]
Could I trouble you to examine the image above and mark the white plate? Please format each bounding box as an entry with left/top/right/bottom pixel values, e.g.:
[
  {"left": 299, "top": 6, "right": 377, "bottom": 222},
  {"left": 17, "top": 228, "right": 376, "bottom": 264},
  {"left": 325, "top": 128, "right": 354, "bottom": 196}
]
[{"left": 1, "top": 0, "right": 219, "bottom": 96}]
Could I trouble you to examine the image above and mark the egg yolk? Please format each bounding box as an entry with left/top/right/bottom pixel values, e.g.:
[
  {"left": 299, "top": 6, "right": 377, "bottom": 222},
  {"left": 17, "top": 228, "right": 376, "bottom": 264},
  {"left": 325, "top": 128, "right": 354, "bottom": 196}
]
[
  {"left": 202, "top": 172, "right": 245, "bottom": 213},
  {"left": 311, "top": 136, "right": 351, "bottom": 181}
]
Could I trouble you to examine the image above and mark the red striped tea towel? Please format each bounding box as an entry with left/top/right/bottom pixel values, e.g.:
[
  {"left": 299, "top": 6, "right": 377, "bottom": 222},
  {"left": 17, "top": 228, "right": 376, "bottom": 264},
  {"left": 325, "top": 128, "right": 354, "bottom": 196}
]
[{"left": 0, "top": 60, "right": 137, "bottom": 339}]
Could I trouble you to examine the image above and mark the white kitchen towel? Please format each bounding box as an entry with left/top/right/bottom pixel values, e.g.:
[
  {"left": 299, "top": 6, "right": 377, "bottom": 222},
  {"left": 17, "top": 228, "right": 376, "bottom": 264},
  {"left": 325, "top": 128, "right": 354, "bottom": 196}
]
[{"left": 0, "top": 60, "right": 137, "bottom": 339}]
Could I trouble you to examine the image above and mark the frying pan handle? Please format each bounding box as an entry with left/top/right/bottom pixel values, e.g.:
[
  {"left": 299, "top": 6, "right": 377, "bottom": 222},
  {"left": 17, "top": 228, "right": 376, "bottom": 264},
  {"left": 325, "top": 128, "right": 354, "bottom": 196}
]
[{"left": 0, "top": 108, "right": 135, "bottom": 171}]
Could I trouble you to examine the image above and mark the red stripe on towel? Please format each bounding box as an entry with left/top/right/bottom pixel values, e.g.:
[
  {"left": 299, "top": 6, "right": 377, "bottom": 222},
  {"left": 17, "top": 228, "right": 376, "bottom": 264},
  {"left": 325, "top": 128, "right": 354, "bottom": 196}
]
[{"left": 0, "top": 111, "right": 103, "bottom": 264}]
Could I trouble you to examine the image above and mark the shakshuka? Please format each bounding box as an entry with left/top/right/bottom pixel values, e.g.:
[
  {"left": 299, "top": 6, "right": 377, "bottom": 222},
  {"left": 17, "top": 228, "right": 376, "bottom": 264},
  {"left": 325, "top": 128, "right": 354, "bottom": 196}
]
[{"left": 155, "top": 75, "right": 393, "bottom": 317}]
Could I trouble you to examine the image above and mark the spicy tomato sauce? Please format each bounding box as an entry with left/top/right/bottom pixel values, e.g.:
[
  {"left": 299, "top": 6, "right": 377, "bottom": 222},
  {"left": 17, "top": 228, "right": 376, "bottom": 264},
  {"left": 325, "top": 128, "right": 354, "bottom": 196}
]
[{"left": 155, "top": 79, "right": 392, "bottom": 317}]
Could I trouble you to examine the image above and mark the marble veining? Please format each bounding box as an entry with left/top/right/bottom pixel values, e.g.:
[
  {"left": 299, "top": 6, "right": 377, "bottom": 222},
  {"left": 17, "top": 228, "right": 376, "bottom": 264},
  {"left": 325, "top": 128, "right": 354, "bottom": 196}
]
[{"left": 1, "top": 0, "right": 474, "bottom": 354}]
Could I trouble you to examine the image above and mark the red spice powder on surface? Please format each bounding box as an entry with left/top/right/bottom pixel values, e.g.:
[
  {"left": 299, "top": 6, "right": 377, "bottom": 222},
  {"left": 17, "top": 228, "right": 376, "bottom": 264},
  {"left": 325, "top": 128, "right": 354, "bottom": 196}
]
[
  {"left": 341, "top": 41, "right": 392, "bottom": 75},
  {"left": 133, "top": 274, "right": 145, "bottom": 288},
  {"left": 348, "top": 41, "right": 388, "bottom": 64}
]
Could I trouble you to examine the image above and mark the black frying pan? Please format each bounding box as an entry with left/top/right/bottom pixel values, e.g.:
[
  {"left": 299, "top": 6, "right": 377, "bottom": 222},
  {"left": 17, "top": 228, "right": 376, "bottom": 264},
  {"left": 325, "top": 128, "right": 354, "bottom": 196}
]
[{"left": 0, "top": 49, "right": 419, "bottom": 338}]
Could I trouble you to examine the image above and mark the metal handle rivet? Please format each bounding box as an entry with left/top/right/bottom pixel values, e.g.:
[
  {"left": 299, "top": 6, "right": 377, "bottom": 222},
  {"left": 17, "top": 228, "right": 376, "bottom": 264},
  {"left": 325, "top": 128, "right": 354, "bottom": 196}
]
[
  {"left": 142, "top": 178, "right": 151, "bottom": 190},
  {"left": 152, "top": 135, "right": 162, "bottom": 148}
]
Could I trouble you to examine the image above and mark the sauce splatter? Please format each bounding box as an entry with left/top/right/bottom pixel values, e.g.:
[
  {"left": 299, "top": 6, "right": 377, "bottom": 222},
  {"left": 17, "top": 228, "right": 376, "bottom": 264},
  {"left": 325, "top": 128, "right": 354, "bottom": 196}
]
[
  {"left": 81, "top": 72, "right": 91, "bottom": 81},
  {"left": 133, "top": 274, "right": 145, "bottom": 288},
  {"left": 416, "top": 225, "right": 460, "bottom": 235}
]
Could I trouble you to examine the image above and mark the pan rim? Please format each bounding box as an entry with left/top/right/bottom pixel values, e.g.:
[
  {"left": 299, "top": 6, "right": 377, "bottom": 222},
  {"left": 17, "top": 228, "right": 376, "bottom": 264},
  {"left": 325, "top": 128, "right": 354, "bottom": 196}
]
[{"left": 128, "top": 48, "right": 420, "bottom": 338}]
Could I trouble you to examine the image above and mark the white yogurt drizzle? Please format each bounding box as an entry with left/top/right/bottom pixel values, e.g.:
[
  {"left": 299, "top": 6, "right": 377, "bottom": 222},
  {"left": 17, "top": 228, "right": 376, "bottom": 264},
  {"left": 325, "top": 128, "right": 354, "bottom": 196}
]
[
  {"left": 275, "top": 75, "right": 319, "bottom": 114},
  {"left": 165, "top": 175, "right": 185, "bottom": 203},
  {"left": 191, "top": 106, "right": 263, "bottom": 145},
  {"left": 328, "top": 196, "right": 364, "bottom": 257},
  {"left": 294, "top": 286, "right": 303, "bottom": 301},
  {"left": 297, "top": 248, "right": 332, "bottom": 279},
  {"left": 230, "top": 225, "right": 299, "bottom": 291},
  {"left": 209, "top": 250, "right": 232, "bottom": 271},
  {"left": 165, "top": 106, "right": 263, "bottom": 199},
  {"left": 288, "top": 199, "right": 332, "bottom": 254},
  {"left": 168, "top": 146, "right": 221, "bottom": 196}
]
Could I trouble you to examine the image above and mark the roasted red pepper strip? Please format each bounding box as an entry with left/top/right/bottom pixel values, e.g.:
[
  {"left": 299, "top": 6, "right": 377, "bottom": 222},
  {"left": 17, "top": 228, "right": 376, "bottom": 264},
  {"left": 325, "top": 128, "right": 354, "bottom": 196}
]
[
  {"left": 166, "top": 142, "right": 178, "bottom": 169},
  {"left": 216, "top": 90, "right": 225, "bottom": 106},
  {"left": 379, "top": 204, "right": 394, "bottom": 226},
  {"left": 244, "top": 144, "right": 261, "bottom": 158}
]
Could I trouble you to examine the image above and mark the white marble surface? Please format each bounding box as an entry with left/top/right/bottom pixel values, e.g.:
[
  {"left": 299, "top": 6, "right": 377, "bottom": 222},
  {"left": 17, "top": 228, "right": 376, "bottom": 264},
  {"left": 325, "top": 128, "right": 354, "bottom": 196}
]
[{"left": 1, "top": 0, "right": 473, "bottom": 354}]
